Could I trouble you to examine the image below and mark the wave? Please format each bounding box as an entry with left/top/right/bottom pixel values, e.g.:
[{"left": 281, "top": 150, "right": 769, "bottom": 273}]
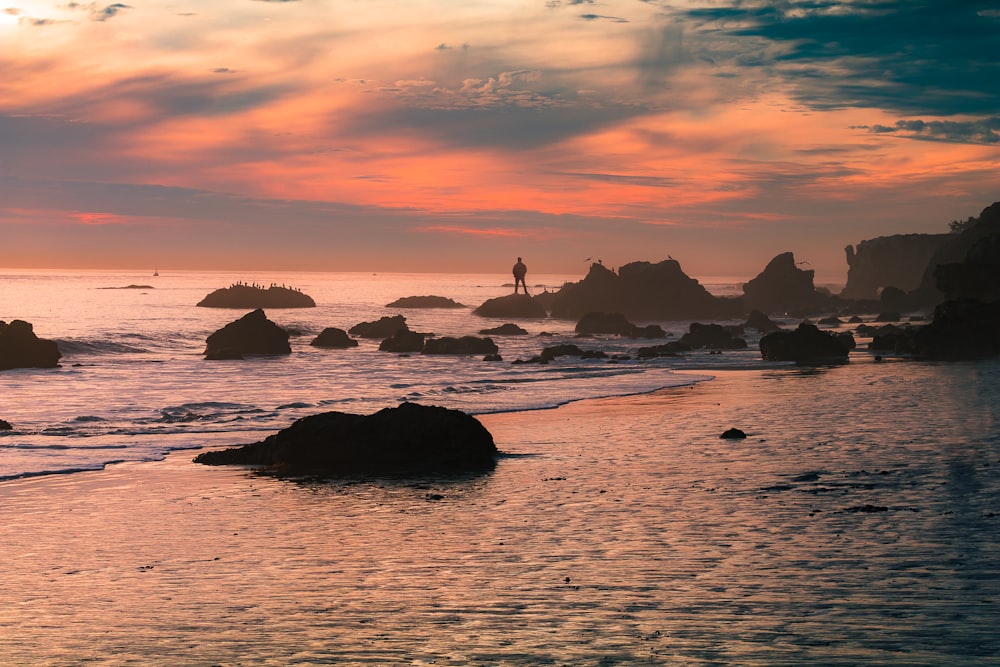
[{"left": 57, "top": 339, "right": 151, "bottom": 355}]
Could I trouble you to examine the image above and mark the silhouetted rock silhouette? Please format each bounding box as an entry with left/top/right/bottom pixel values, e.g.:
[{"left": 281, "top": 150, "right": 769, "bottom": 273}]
[
  {"left": 0, "top": 320, "right": 62, "bottom": 370},
  {"left": 379, "top": 329, "right": 427, "bottom": 353},
  {"left": 575, "top": 312, "right": 635, "bottom": 335},
  {"left": 473, "top": 294, "right": 547, "bottom": 319},
  {"left": 349, "top": 315, "right": 408, "bottom": 338},
  {"left": 422, "top": 336, "right": 498, "bottom": 355},
  {"left": 841, "top": 234, "right": 949, "bottom": 300},
  {"left": 310, "top": 328, "right": 358, "bottom": 349},
  {"left": 197, "top": 284, "right": 315, "bottom": 309},
  {"left": 935, "top": 234, "right": 1000, "bottom": 303},
  {"left": 744, "top": 310, "right": 782, "bottom": 333},
  {"left": 194, "top": 402, "right": 498, "bottom": 475},
  {"left": 759, "top": 323, "right": 851, "bottom": 363},
  {"left": 204, "top": 309, "right": 290, "bottom": 359},
  {"left": 720, "top": 428, "right": 747, "bottom": 439},
  {"left": 479, "top": 323, "right": 529, "bottom": 336},
  {"left": 679, "top": 323, "right": 747, "bottom": 350},
  {"left": 0, "top": 418, "right": 11, "bottom": 430},
  {"left": 912, "top": 202, "right": 1000, "bottom": 305},
  {"left": 743, "top": 252, "right": 824, "bottom": 315},
  {"left": 385, "top": 295, "right": 466, "bottom": 308}
]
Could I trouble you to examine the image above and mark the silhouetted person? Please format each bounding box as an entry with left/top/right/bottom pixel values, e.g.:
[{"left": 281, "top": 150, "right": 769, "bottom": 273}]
[{"left": 512, "top": 257, "right": 528, "bottom": 295}]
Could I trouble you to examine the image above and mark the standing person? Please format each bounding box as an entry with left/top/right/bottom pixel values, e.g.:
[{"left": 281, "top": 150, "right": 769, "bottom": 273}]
[{"left": 512, "top": 257, "right": 528, "bottom": 295}]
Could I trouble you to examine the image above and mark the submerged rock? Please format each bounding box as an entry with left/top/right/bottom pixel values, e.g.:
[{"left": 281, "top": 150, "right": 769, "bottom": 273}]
[
  {"left": 473, "top": 294, "right": 548, "bottom": 319},
  {"left": 194, "top": 402, "right": 498, "bottom": 475},
  {"left": 385, "top": 295, "right": 466, "bottom": 309},
  {"left": 422, "top": 336, "right": 498, "bottom": 355},
  {"left": 720, "top": 428, "right": 747, "bottom": 439},
  {"left": 759, "top": 323, "right": 851, "bottom": 363},
  {"left": 679, "top": 323, "right": 747, "bottom": 350},
  {"left": 0, "top": 419, "right": 12, "bottom": 430},
  {"left": 379, "top": 329, "right": 428, "bottom": 353},
  {"left": 479, "top": 323, "right": 529, "bottom": 336},
  {"left": 310, "top": 327, "right": 358, "bottom": 349},
  {"left": 0, "top": 320, "right": 62, "bottom": 370},
  {"left": 204, "top": 309, "right": 290, "bottom": 359},
  {"left": 197, "top": 284, "right": 316, "bottom": 309}
]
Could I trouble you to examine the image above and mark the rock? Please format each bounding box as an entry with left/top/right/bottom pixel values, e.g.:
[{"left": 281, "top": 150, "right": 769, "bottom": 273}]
[
  {"left": 934, "top": 233, "right": 1000, "bottom": 303},
  {"left": 349, "top": 315, "right": 408, "bottom": 338},
  {"left": 818, "top": 316, "right": 844, "bottom": 326},
  {"left": 841, "top": 234, "right": 950, "bottom": 300},
  {"left": 629, "top": 324, "right": 667, "bottom": 339},
  {"left": 575, "top": 312, "right": 634, "bottom": 335},
  {"left": 913, "top": 299, "right": 1000, "bottom": 360},
  {"left": 379, "top": 329, "right": 427, "bottom": 353},
  {"left": 876, "top": 312, "right": 901, "bottom": 322},
  {"left": 385, "top": 295, "right": 466, "bottom": 308},
  {"left": 0, "top": 419, "right": 12, "bottom": 430},
  {"left": 194, "top": 402, "right": 498, "bottom": 475},
  {"left": 759, "top": 323, "right": 851, "bottom": 363},
  {"left": 879, "top": 285, "right": 912, "bottom": 313},
  {"left": 472, "top": 294, "right": 548, "bottom": 319},
  {"left": 483, "top": 354, "right": 503, "bottom": 362},
  {"left": 0, "top": 320, "right": 62, "bottom": 370},
  {"left": 204, "top": 309, "right": 290, "bottom": 359},
  {"left": 549, "top": 260, "right": 738, "bottom": 320},
  {"left": 636, "top": 342, "right": 691, "bottom": 358},
  {"left": 197, "top": 284, "right": 316, "bottom": 308},
  {"left": 720, "top": 428, "right": 747, "bottom": 439},
  {"left": 743, "top": 252, "right": 824, "bottom": 315},
  {"left": 744, "top": 309, "right": 782, "bottom": 333},
  {"left": 540, "top": 344, "right": 585, "bottom": 360},
  {"left": 679, "top": 323, "right": 747, "bottom": 349},
  {"left": 913, "top": 202, "right": 1000, "bottom": 305},
  {"left": 479, "top": 323, "right": 529, "bottom": 336},
  {"left": 310, "top": 328, "right": 358, "bottom": 349},
  {"left": 422, "top": 336, "right": 498, "bottom": 355}
]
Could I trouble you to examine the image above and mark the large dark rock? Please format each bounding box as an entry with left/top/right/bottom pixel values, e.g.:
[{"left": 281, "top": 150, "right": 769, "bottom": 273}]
[
  {"left": 0, "top": 419, "right": 12, "bottom": 430},
  {"left": 472, "top": 294, "right": 548, "bottom": 319},
  {"left": 759, "top": 323, "right": 851, "bottom": 363},
  {"left": 479, "top": 323, "right": 529, "bottom": 336},
  {"left": 193, "top": 402, "right": 498, "bottom": 475},
  {"left": 422, "top": 336, "right": 498, "bottom": 355},
  {"left": 743, "top": 252, "right": 824, "bottom": 315},
  {"left": 385, "top": 295, "right": 466, "bottom": 309},
  {"left": 913, "top": 299, "right": 1000, "bottom": 360},
  {"left": 197, "top": 283, "right": 316, "bottom": 308},
  {"left": 575, "top": 312, "right": 634, "bottom": 335},
  {"left": 679, "top": 323, "right": 747, "bottom": 349},
  {"left": 349, "top": 315, "right": 408, "bottom": 338},
  {"left": 912, "top": 202, "right": 1000, "bottom": 305},
  {"left": 204, "top": 309, "right": 290, "bottom": 359},
  {"left": 841, "top": 234, "right": 950, "bottom": 300},
  {"left": 379, "top": 329, "right": 428, "bottom": 353},
  {"left": 549, "top": 260, "right": 737, "bottom": 321},
  {"left": 934, "top": 234, "right": 1000, "bottom": 304},
  {"left": 0, "top": 320, "right": 62, "bottom": 370},
  {"left": 310, "top": 327, "right": 358, "bottom": 349},
  {"left": 744, "top": 310, "right": 782, "bottom": 333}
]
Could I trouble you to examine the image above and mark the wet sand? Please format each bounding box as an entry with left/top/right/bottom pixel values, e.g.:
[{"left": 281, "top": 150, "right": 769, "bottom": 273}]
[{"left": 1, "top": 363, "right": 998, "bottom": 665}]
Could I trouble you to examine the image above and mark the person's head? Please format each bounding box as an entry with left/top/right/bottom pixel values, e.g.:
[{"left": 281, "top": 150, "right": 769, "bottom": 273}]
[{"left": 517, "top": 257, "right": 522, "bottom": 262}]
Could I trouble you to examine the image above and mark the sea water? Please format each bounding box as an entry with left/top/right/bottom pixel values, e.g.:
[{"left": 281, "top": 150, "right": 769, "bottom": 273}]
[{"left": 0, "top": 269, "right": 758, "bottom": 481}]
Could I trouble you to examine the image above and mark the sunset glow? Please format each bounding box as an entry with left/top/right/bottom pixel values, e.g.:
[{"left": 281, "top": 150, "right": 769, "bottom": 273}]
[{"left": 2, "top": 0, "right": 997, "bottom": 279}]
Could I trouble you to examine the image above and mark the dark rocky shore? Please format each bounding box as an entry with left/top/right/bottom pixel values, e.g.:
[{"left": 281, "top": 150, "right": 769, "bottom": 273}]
[{"left": 197, "top": 283, "right": 316, "bottom": 309}]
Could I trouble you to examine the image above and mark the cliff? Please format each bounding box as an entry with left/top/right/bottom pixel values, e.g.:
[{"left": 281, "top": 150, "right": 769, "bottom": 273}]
[{"left": 841, "top": 234, "right": 950, "bottom": 300}]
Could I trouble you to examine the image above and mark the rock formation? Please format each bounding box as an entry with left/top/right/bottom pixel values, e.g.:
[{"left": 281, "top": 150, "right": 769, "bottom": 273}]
[
  {"left": 743, "top": 252, "right": 825, "bottom": 315},
  {"left": 379, "top": 330, "right": 427, "bottom": 353},
  {"left": 0, "top": 320, "right": 62, "bottom": 370},
  {"left": 679, "top": 323, "right": 747, "bottom": 350},
  {"left": 934, "top": 234, "right": 1000, "bottom": 303},
  {"left": 194, "top": 402, "right": 498, "bottom": 475},
  {"left": 479, "top": 323, "right": 529, "bottom": 336},
  {"left": 385, "top": 296, "right": 466, "bottom": 309},
  {"left": 744, "top": 310, "right": 782, "bottom": 333},
  {"left": 349, "top": 315, "right": 408, "bottom": 338},
  {"left": 204, "top": 309, "right": 291, "bottom": 359},
  {"left": 310, "top": 328, "right": 358, "bottom": 349},
  {"left": 759, "top": 323, "right": 851, "bottom": 363},
  {"left": 549, "top": 260, "right": 738, "bottom": 321},
  {"left": 575, "top": 312, "right": 635, "bottom": 335},
  {"left": 472, "top": 294, "right": 548, "bottom": 319},
  {"left": 912, "top": 202, "right": 1000, "bottom": 305},
  {"left": 422, "top": 336, "right": 498, "bottom": 355},
  {"left": 0, "top": 418, "right": 11, "bottom": 430},
  {"left": 841, "top": 234, "right": 950, "bottom": 300},
  {"left": 197, "top": 283, "right": 316, "bottom": 309}
]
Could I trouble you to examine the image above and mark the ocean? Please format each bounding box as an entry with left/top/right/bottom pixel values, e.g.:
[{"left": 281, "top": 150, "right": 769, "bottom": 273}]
[{"left": 2, "top": 269, "right": 999, "bottom": 665}]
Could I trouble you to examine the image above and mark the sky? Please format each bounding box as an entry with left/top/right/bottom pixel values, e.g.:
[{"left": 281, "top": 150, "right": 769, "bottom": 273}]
[{"left": 2, "top": 0, "right": 998, "bottom": 282}]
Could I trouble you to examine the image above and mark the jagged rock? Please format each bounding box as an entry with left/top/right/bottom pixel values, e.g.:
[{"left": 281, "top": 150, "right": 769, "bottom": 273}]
[
  {"left": 0, "top": 320, "right": 62, "bottom": 370},
  {"left": 422, "top": 336, "right": 498, "bottom": 355},
  {"left": 379, "top": 329, "right": 427, "bottom": 353},
  {"left": 472, "top": 294, "right": 548, "bottom": 319},
  {"left": 913, "top": 202, "right": 1000, "bottom": 305},
  {"left": 349, "top": 315, "right": 408, "bottom": 338},
  {"left": 385, "top": 295, "right": 466, "bottom": 309},
  {"left": 575, "top": 312, "right": 634, "bottom": 335},
  {"left": 679, "top": 323, "right": 747, "bottom": 350},
  {"left": 759, "top": 323, "right": 851, "bottom": 363},
  {"left": 629, "top": 324, "right": 667, "bottom": 339},
  {"left": 194, "top": 402, "right": 498, "bottom": 475},
  {"left": 479, "top": 323, "right": 529, "bottom": 336},
  {"left": 744, "top": 310, "right": 782, "bottom": 333},
  {"left": 841, "top": 234, "right": 950, "bottom": 300},
  {"left": 0, "top": 419, "right": 12, "bottom": 430},
  {"left": 197, "top": 284, "right": 316, "bottom": 308},
  {"left": 310, "top": 328, "right": 358, "bottom": 349},
  {"left": 204, "top": 309, "right": 290, "bottom": 359},
  {"left": 720, "top": 428, "right": 747, "bottom": 439},
  {"left": 743, "top": 252, "right": 824, "bottom": 315},
  {"left": 550, "top": 260, "right": 738, "bottom": 320},
  {"left": 934, "top": 234, "right": 1000, "bottom": 303}
]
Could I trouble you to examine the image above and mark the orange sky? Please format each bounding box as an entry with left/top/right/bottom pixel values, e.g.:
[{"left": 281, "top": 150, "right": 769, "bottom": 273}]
[{"left": 2, "top": 1, "right": 998, "bottom": 282}]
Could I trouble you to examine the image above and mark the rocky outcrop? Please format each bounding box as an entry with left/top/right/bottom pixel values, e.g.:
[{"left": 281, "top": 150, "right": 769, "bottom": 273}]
[
  {"left": 422, "top": 336, "right": 498, "bottom": 355},
  {"left": 744, "top": 310, "right": 781, "bottom": 333},
  {"left": 934, "top": 234, "right": 1000, "bottom": 303},
  {"left": 379, "top": 330, "right": 427, "bottom": 353},
  {"left": 743, "top": 252, "right": 825, "bottom": 315},
  {"left": 0, "top": 418, "right": 11, "bottom": 430},
  {"left": 679, "top": 323, "right": 747, "bottom": 350},
  {"left": 385, "top": 295, "right": 466, "bottom": 309},
  {"left": 841, "top": 234, "right": 950, "bottom": 300},
  {"left": 549, "top": 260, "right": 738, "bottom": 321},
  {"left": 0, "top": 320, "right": 62, "bottom": 370},
  {"left": 349, "top": 315, "right": 408, "bottom": 338},
  {"left": 472, "top": 294, "right": 548, "bottom": 319},
  {"left": 197, "top": 284, "right": 316, "bottom": 309},
  {"left": 310, "top": 328, "right": 358, "bottom": 349},
  {"left": 194, "top": 402, "right": 498, "bottom": 475},
  {"left": 479, "top": 323, "right": 529, "bottom": 336},
  {"left": 575, "top": 312, "right": 634, "bottom": 335},
  {"left": 204, "top": 309, "right": 290, "bottom": 359},
  {"left": 759, "top": 323, "right": 851, "bottom": 363}
]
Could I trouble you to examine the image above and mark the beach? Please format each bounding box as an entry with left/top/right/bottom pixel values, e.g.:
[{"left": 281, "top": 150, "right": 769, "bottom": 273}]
[{"left": 2, "top": 360, "right": 998, "bottom": 666}]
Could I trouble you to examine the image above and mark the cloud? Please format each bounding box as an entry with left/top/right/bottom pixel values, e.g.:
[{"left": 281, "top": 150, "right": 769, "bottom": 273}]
[
  {"left": 579, "top": 14, "right": 628, "bottom": 23},
  {"left": 92, "top": 3, "right": 131, "bottom": 21},
  {"left": 859, "top": 118, "right": 1000, "bottom": 145},
  {"left": 71, "top": 211, "right": 131, "bottom": 225}
]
